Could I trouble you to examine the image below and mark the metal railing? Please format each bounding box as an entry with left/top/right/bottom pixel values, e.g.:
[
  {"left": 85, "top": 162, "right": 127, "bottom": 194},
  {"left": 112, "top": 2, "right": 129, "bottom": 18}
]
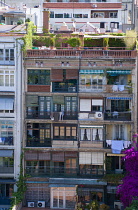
[
  {"left": 26, "top": 139, "right": 51, "bottom": 147},
  {"left": 104, "top": 111, "right": 131, "bottom": 121},
  {"left": 0, "top": 166, "right": 14, "bottom": 173},
  {"left": 26, "top": 49, "right": 137, "bottom": 59}
]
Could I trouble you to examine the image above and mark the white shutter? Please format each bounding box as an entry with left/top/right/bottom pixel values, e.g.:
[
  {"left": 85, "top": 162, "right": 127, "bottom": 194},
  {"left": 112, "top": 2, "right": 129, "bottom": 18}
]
[
  {"left": 80, "top": 99, "right": 91, "bottom": 111},
  {"left": 98, "top": 129, "right": 103, "bottom": 141},
  {"left": 79, "top": 152, "right": 91, "bottom": 164},
  {"left": 92, "top": 99, "right": 103, "bottom": 106},
  {"left": 91, "top": 152, "right": 103, "bottom": 165}
]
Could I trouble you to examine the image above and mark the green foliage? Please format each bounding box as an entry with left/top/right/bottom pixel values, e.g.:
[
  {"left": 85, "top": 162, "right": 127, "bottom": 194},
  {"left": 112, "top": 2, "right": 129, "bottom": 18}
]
[
  {"left": 32, "top": 36, "right": 55, "bottom": 47},
  {"left": 125, "top": 199, "right": 138, "bottom": 210},
  {"left": 86, "top": 200, "right": 99, "bottom": 210},
  {"left": 67, "top": 37, "right": 81, "bottom": 47},
  {"left": 101, "top": 173, "right": 124, "bottom": 185},
  {"left": 17, "top": 19, "right": 23, "bottom": 25},
  {"left": 23, "top": 21, "right": 36, "bottom": 50},
  {"left": 10, "top": 153, "right": 27, "bottom": 208},
  {"left": 84, "top": 38, "right": 103, "bottom": 47},
  {"left": 108, "top": 38, "right": 125, "bottom": 48},
  {"left": 103, "top": 38, "right": 109, "bottom": 47},
  {"left": 124, "top": 30, "right": 137, "bottom": 49},
  {"left": 25, "top": 18, "right": 30, "bottom": 22}
]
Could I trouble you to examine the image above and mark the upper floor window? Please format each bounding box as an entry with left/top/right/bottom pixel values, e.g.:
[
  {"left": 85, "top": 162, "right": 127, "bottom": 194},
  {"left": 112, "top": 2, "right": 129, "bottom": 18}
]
[
  {"left": 55, "top": 14, "right": 63, "bottom": 18},
  {"left": 110, "top": 12, "right": 118, "bottom": 18},
  {"left": 0, "top": 70, "right": 14, "bottom": 87},
  {"left": 91, "top": 12, "right": 104, "bottom": 18},
  {"left": 0, "top": 121, "right": 14, "bottom": 145},
  {"left": 0, "top": 49, "right": 14, "bottom": 64},
  {"left": 53, "top": 124, "right": 77, "bottom": 140},
  {"left": 64, "top": 13, "right": 72, "bottom": 18},
  {"left": 28, "top": 69, "right": 50, "bottom": 85},
  {"left": 50, "top": 11, "right": 54, "bottom": 18},
  {"left": 73, "top": 14, "right": 82, "bottom": 18}
]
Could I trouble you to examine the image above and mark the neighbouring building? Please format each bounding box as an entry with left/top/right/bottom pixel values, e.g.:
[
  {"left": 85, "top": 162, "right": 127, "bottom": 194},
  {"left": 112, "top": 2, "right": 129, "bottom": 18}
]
[
  {"left": 0, "top": 32, "right": 23, "bottom": 209},
  {"left": 23, "top": 35, "right": 137, "bottom": 209}
]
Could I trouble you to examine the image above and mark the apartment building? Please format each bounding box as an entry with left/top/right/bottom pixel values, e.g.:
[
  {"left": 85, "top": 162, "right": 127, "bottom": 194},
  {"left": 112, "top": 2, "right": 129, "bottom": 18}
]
[
  {"left": 0, "top": 34, "right": 23, "bottom": 209},
  {"left": 23, "top": 36, "right": 137, "bottom": 209},
  {"left": 43, "top": 0, "right": 129, "bottom": 32}
]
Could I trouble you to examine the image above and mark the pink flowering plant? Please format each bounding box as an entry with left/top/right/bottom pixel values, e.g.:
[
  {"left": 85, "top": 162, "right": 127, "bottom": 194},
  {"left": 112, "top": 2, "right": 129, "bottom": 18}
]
[{"left": 117, "top": 144, "right": 138, "bottom": 208}]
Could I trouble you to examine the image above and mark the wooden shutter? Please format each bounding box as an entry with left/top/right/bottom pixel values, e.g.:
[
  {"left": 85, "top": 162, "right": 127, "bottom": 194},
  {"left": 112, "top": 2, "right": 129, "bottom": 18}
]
[
  {"left": 51, "top": 69, "right": 63, "bottom": 82},
  {"left": 65, "top": 151, "right": 77, "bottom": 158},
  {"left": 52, "top": 152, "right": 64, "bottom": 162},
  {"left": 25, "top": 151, "right": 38, "bottom": 160},
  {"left": 38, "top": 151, "right": 51, "bottom": 160},
  {"left": 66, "top": 69, "right": 78, "bottom": 79}
]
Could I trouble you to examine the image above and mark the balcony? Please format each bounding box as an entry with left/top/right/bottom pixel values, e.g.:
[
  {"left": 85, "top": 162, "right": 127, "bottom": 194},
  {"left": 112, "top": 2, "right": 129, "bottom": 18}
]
[
  {"left": 26, "top": 111, "right": 78, "bottom": 120},
  {"left": 0, "top": 166, "right": 14, "bottom": 174},
  {"left": 26, "top": 138, "right": 51, "bottom": 147},
  {"left": 52, "top": 83, "right": 77, "bottom": 93},
  {"left": 25, "top": 166, "right": 104, "bottom": 178},
  {"left": 79, "top": 140, "right": 103, "bottom": 148},
  {"left": 79, "top": 84, "right": 131, "bottom": 93},
  {"left": 26, "top": 49, "right": 137, "bottom": 59},
  {"left": 104, "top": 111, "right": 131, "bottom": 121}
]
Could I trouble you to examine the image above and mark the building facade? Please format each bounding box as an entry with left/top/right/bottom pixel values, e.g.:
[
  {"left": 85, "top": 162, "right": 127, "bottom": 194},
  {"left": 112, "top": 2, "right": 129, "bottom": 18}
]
[
  {"left": 0, "top": 35, "right": 23, "bottom": 209},
  {"left": 23, "top": 42, "right": 137, "bottom": 208}
]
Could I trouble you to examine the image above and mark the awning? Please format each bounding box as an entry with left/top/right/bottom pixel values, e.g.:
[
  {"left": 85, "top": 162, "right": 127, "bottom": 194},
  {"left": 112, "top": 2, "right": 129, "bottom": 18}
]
[
  {"left": 0, "top": 179, "right": 16, "bottom": 184},
  {"left": 53, "top": 95, "right": 64, "bottom": 104},
  {"left": 80, "top": 70, "right": 104, "bottom": 74},
  {"left": 0, "top": 97, "right": 14, "bottom": 110},
  {"left": 107, "top": 153, "right": 125, "bottom": 157},
  {"left": 0, "top": 150, "right": 13, "bottom": 157},
  {"left": 49, "top": 184, "right": 76, "bottom": 187},
  {"left": 107, "top": 97, "right": 131, "bottom": 100},
  {"left": 107, "top": 70, "right": 131, "bottom": 75}
]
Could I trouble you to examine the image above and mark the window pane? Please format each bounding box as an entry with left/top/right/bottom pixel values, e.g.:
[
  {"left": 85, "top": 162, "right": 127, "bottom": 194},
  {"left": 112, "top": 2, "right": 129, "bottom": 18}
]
[
  {"left": 66, "top": 127, "right": 70, "bottom": 136},
  {"left": 54, "top": 126, "right": 59, "bottom": 136},
  {"left": 72, "top": 127, "right": 76, "bottom": 138},
  {"left": 10, "top": 75, "right": 14, "bottom": 86},
  {"left": 5, "top": 75, "right": 9, "bottom": 86},
  {"left": 60, "top": 127, "right": 64, "bottom": 137},
  {"left": 0, "top": 49, "right": 3, "bottom": 60},
  {"left": 0, "top": 75, "right": 4, "bottom": 86}
]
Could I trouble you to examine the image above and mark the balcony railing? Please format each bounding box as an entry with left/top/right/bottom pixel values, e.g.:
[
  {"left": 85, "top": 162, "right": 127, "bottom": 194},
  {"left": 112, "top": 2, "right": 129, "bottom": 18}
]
[
  {"left": 25, "top": 166, "right": 104, "bottom": 178},
  {"left": 0, "top": 166, "right": 14, "bottom": 173},
  {"left": 52, "top": 83, "right": 77, "bottom": 93},
  {"left": 104, "top": 111, "right": 131, "bottom": 121},
  {"left": 26, "top": 138, "right": 51, "bottom": 147},
  {"left": 26, "top": 111, "right": 78, "bottom": 120},
  {"left": 79, "top": 84, "right": 131, "bottom": 93},
  {"left": 26, "top": 49, "right": 137, "bottom": 59}
]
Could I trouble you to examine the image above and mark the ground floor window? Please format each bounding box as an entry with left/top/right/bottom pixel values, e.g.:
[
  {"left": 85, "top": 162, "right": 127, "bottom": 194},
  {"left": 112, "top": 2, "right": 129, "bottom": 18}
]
[{"left": 51, "top": 187, "right": 76, "bottom": 209}]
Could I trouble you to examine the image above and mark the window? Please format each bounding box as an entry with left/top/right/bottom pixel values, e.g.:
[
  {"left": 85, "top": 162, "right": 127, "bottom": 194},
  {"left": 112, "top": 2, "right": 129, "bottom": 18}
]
[
  {"left": 0, "top": 96, "right": 14, "bottom": 113},
  {"left": 0, "top": 184, "right": 13, "bottom": 198},
  {"left": 53, "top": 125, "right": 77, "bottom": 140},
  {"left": 83, "top": 14, "right": 88, "bottom": 18},
  {"left": 55, "top": 14, "right": 63, "bottom": 18},
  {"left": 110, "top": 22, "right": 119, "bottom": 29},
  {"left": 65, "top": 97, "right": 77, "bottom": 115},
  {"left": 111, "top": 100, "right": 129, "bottom": 112},
  {"left": 110, "top": 12, "right": 117, "bottom": 18},
  {"left": 50, "top": 11, "right": 54, "bottom": 18},
  {"left": 73, "top": 14, "right": 82, "bottom": 18},
  {"left": 0, "top": 48, "right": 14, "bottom": 64},
  {"left": 80, "top": 74, "right": 103, "bottom": 90},
  {"left": 0, "top": 70, "right": 14, "bottom": 86},
  {"left": 114, "top": 125, "right": 124, "bottom": 139},
  {"left": 0, "top": 121, "right": 14, "bottom": 145},
  {"left": 80, "top": 128, "right": 103, "bottom": 141},
  {"left": 64, "top": 13, "right": 72, "bottom": 18},
  {"left": 28, "top": 69, "right": 50, "bottom": 85},
  {"left": 92, "top": 12, "right": 104, "bottom": 18},
  {"left": 27, "top": 123, "right": 51, "bottom": 146}
]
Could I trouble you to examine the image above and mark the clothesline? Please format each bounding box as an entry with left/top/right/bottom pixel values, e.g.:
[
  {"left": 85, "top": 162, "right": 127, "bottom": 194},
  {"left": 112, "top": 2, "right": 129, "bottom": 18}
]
[{"left": 106, "top": 140, "right": 131, "bottom": 154}]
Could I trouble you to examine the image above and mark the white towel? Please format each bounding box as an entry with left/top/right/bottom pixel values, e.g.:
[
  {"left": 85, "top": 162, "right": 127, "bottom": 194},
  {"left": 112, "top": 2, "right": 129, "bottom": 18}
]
[
  {"left": 106, "top": 140, "right": 112, "bottom": 146},
  {"left": 118, "top": 85, "right": 124, "bottom": 91},
  {"left": 112, "top": 140, "right": 124, "bottom": 154},
  {"left": 112, "top": 85, "right": 118, "bottom": 92}
]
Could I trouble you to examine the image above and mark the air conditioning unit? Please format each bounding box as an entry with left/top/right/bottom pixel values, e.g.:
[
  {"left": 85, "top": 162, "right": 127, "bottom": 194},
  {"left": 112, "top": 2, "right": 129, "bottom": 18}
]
[
  {"left": 37, "top": 201, "right": 45, "bottom": 208},
  {"left": 28, "top": 202, "right": 34, "bottom": 207},
  {"left": 95, "top": 112, "right": 103, "bottom": 119},
  {"left": 114, "top": 201, "right": 123, "bottom": 210}
]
